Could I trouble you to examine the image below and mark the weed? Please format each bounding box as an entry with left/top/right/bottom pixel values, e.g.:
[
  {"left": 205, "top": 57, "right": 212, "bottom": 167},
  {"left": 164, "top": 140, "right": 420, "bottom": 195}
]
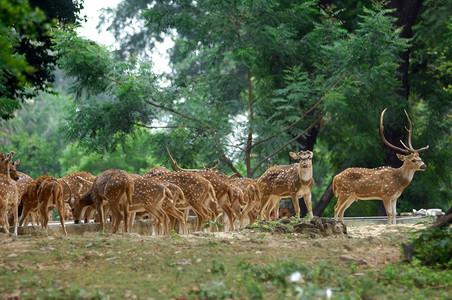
[
  {"left": 203, "top": 212, "right": 224, "bottom": 230},
  {"left": 210, "top": 259, "right": 226, "bottom": 275},
  {"left": 198, "top": 280, "right": 233, "bottom": 299}
]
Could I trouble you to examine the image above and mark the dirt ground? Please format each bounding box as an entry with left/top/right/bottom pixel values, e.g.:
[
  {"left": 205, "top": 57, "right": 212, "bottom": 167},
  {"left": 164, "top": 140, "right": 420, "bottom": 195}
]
[{"left": 1, "top": 221, "right": 445, "bottom": 300}]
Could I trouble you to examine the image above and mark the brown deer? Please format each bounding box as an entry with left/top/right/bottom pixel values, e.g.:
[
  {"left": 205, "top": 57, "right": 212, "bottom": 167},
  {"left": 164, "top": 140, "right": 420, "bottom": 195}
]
[
  {"left": 166, "top": 150, "right": 238, "bottom": 231},
  {"left": 127, "top": 176, "right": 171, "bottom": 235},
  {"left": 144, "top": 167, "right": 217, "bottom": 231},
  {"left": 0, "top": 152, "right": 19, "bottom": 234},
  {"left": 74, "top": 169, "right": 133, "bottom": 233},
  {"left": 228, "top": 177, "right": 260, "bottom": 227},
  {"left": 333, "top": 108, "right": 429, "bottom": 224},
  {"left": 256, "top": 150, "right": 314, "bottom": 220},
  {"left": 58, "top": 171, "right": 95, "bottom": 221},
  {"left": 19, "top": 175, "right": 67, "bottom": 235},
  {"left": 129, "top": 176, "right": 189, "bottom": 235},
  {"left": 133, "top": 172, "right": 189, "bottom": 233}
]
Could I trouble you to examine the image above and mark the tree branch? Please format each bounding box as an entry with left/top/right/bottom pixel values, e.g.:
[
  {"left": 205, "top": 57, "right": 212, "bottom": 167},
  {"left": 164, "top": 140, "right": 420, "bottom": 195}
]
[{"left": 249, "top": 116, "right": 321, "bottom": 177}]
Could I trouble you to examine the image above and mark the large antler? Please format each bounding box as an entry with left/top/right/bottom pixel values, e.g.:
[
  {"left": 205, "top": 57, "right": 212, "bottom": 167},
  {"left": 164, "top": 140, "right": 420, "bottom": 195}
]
[
  {"left": 380, "top": 108, "right": 410, "bottom": 154},
  {"left": 399, "top": 110, "right": 429, "bottom": 153},
  {"left": 166, "top": 148, "right": 185, "bottom": 171},
  {"left": 166, "top": 148, "right": 221, "bottom": 171},
  {"left": 380, "top": 108, "right": 429, "bottom": 154}
]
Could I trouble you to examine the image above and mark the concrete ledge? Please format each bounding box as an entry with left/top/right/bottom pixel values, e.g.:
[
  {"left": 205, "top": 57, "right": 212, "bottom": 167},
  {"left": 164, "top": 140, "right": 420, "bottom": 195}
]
[
  {"left": 9, "top": 215, "right": 434, "bottom": 236},
  {"left": 341, "top": 216, "right": 433, "bottom": 227},
  {"left": 14, "top": 216, "right": 202, "bottom": 236}
]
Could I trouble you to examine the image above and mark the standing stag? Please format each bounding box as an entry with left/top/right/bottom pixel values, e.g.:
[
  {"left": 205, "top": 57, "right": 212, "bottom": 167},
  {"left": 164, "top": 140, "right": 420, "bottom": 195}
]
[
  {"left": 333, "top": 108, "right": 429, "bottom": 224},
  {"left": 257, "top": 150, "right": 315, "bottom": 219}
]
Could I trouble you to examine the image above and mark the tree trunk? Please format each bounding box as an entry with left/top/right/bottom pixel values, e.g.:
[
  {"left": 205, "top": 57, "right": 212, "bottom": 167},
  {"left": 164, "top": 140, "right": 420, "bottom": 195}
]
[
  {"left": 313, "top": 180, "right": 334, "bottom": 217},
  {"left": 379, "top": 0, "right": 424, "bottom": 216}
]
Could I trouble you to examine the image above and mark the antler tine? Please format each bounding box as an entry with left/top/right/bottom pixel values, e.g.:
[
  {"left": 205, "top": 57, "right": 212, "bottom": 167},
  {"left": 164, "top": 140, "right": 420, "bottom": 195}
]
[
  {"left": 380, "top": 108, "right": 410, "bottom": 154},
  {"left": 399, "top": 140, "right": 411, "bottom": 151},
  {"left": 403, "top": 110, "right": 430, "bottom": 153},
  {"left": 403, "top": 110, "right": 415, "bottom": 152},
  {"left": 211, "top": 159, "right": 220, "bottom": 171},
  {"left": 166, "top": 148, "right": 184, "bottom": 171}
]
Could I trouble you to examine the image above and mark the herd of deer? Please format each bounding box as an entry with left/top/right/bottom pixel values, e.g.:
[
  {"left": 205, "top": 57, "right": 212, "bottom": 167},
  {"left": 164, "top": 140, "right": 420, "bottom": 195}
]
[{"left": 0, "top": 109, "right": 429, "bottom": 235}]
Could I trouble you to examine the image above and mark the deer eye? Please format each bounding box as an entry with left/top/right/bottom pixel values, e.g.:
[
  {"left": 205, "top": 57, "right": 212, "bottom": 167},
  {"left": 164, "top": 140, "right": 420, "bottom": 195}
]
[{"left": 411, "top": 159, "right": 416, "bottom": 162}]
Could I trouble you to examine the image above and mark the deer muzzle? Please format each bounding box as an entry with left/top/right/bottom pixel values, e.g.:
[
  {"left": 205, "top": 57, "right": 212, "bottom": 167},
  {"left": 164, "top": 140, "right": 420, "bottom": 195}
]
[
  {"left": 420, "top": 164, "right": 427, "bottom": 170},
  {"left": 302, "top": 163, "right": 309, "bottom": 168}
]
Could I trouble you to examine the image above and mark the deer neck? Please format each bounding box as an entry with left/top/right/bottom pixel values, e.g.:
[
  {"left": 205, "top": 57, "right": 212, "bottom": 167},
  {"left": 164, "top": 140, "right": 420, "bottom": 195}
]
[
  {"left": 396, "top": 162, "right": 417, "bottom": 187},
  {"left": 297, "top": 164, "right": 313, "bottom": 182}
]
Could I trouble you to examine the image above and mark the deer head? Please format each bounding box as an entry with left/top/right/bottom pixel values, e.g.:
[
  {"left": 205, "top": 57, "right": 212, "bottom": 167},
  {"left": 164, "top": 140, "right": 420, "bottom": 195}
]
[{"left": 380, "top": 108, "right": 428, "bottom": 171}]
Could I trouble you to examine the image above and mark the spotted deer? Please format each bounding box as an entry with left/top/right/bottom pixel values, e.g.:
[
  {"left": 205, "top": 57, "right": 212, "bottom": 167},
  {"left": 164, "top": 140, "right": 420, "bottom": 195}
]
[
  {"left": 144, "top": 167, "right": 217, "bottom": 231},
  {"left": 333, "top": 108, "right": 429, "bottom": 224},
  {"left": 228, "top": 177, "right": 260, "bottom": 227},
  {"left": 19, "top": 175, "right": 67, "bottom": 235},
  {"left": 0, "top": 152, "right": 19, "bottom": 235},
  {"left": 75, "top": 169, "right": 133, "bottom": 233},
  {"left": 58, "top": 171, "right": 95, "bottom": 221},
  {"left": 256, "top": 150, "right": 314, "bottom": 220}
]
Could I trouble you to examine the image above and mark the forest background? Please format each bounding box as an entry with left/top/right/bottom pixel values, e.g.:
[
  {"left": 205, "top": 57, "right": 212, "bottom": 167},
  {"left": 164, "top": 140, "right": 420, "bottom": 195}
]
[{"left": 1, "top": 0, "right": 451, "bottom": 218}]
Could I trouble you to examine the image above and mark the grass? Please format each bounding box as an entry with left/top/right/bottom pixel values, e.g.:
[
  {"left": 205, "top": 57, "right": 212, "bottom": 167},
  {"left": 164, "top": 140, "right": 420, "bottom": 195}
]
[{"left": 0, "top": 224, "right": 451, "bottom": 299}]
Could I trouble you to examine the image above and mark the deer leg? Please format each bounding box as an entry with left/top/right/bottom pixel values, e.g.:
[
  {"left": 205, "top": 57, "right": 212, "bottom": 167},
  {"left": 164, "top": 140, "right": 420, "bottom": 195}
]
[
  {"left": 334, "top": 195, "right": 353, "bottom": 221},
  {"left": 96, "top": 203, "right": 105, "bottom": 232},
  {"left": 109, "top": 203, "right": 123, "bottom": 234},
  {"left": 292, "top": 195, "right": 301, "bottom": 219},
  {"left": 302, "top": 193, "right": 313, "bottom": 218},
  {"left": 383, "top": 199, "right": 396, "bottom": 225},
  {"left": 128, "top": 211, "right": 136, "bottom": 232},
  {"left": 19, "top": 206, "right": 30, "bottom": 227},
  {"left": 123, "top": 201, "right": 129, "bottom": 233},
  {"left": 259, "top": 196, "right": 271, "bottom": 220},
  {"left": 38, "top": 205, "right": 49, "bottom": 230},
  {"left": 12, "top": 202, "right": 18, "bottom": 235},
  {"left": 0, "top": 210, "right": 8, "bottom": 233},
  {"left": 56, "top": 201, "right": 67, "bottom": 235},
  {"left": 391, "top": 199, "right": 398, "bottom": 225}
]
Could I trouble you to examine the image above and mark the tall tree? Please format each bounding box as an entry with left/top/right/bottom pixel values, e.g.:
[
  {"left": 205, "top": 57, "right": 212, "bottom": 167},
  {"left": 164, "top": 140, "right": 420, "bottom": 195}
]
[{"left": 0, "top": 0, "right": 84, "bottom": 120}]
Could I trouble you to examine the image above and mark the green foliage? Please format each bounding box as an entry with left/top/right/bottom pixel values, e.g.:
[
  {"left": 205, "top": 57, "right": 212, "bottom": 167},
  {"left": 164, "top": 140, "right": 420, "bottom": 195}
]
[
  {"left": 0, "top": 0, "right": 46, "bottom": 119},
  {"left": 0, "top": 0, "right": 84, "bottom": 120},
  {"left": 409, "top": 227, "right": 452, "bottom": 269}
]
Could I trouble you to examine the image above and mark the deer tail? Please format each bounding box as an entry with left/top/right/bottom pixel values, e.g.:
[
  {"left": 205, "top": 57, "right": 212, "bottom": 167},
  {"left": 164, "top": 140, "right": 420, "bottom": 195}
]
[{"left": 332, "top": 176, "right": 338, "bottom": 198}]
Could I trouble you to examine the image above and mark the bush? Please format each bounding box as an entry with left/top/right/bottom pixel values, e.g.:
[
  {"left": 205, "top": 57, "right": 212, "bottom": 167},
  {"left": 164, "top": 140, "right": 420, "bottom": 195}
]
[{"left": 410, "top": 227, "right": 452, "bottom": 269}]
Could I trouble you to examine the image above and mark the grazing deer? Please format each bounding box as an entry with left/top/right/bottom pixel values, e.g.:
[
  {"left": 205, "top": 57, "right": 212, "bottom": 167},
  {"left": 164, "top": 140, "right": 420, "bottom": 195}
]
[
  {"left": 133, "top": 172, "right": 189, "bottom": 233},
  {"left": 127, "top": 177, "right": 172, "bottom": 235},
  {"left": 144, "top": 167, "right": 217, "bottom": 231},
  {"left": 19, "top": 175, "right": 67, "bottom": 235},
  {"left": 58, "top": 171, "right": 95, "bottom": 221},
  {"left": 256, "top": 150, "right": 315, "bottom": 220},
  {"left": 0, "top": 152, "right": 19, "bottom": 235},
  {"left": 166, "top": 150, "right": 239, "bottom": 231},
  {"left": 75, "top": 169, "right": 133, "bottom": 233},
  {"left": 228, "top": 177, "right": 260, "bottom": 227},
  {"left": 333, "top": 108, "right": 429, "bottom": 224}
]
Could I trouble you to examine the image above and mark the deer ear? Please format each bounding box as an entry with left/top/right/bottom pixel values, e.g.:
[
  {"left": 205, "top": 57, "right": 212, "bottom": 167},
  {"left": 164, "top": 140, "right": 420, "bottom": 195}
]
[
  {"left": 289, "top": 152, "right": 300, "bottom": 160},
  {"left": 396, "top": 153, "right": 406, "bottom": 161},
  {"left": 13, "top": 159, "right": 20, "bottom": 166},
  {"left": 309, "top": 151, "right": 314, "bottom": 158}
]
